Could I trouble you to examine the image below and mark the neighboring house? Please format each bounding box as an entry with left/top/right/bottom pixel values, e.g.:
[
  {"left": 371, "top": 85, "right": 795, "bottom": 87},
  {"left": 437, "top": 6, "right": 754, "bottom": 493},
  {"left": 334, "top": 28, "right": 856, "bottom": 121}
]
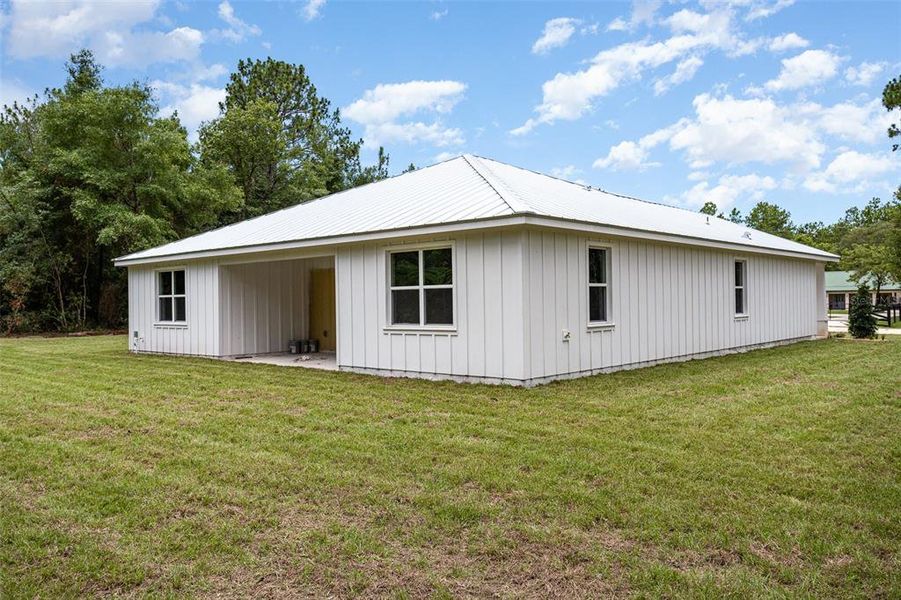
[
  {"left": 825, "top": 271, "right": 901, "bottom": 310},
  {"left": 115, "top": 155, "right": 837, "bottom": 386}
]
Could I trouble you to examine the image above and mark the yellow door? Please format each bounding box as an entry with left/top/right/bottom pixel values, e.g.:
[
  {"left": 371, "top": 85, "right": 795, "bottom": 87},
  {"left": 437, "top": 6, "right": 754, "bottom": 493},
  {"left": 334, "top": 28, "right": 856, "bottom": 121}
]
[{"left": 310, "top": 268, "right": 336, "bottom": 352}]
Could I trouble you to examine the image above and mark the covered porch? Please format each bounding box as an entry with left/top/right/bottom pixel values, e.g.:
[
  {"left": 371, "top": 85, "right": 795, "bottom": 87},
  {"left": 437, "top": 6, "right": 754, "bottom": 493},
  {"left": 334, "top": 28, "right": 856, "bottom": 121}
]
[{"left": 218, "top": 254, "right": 337, "bottom": 359}]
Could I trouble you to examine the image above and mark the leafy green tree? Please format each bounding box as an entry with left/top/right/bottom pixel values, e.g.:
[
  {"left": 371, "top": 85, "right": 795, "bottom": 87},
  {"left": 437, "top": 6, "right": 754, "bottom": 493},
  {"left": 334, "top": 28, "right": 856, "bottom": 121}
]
[
  {"left": 883, "top": 75, "right": 901, "bottom": 151},
  {"left": 745, "top": 201, "right": 793, "bottom": 237},
  {"left": 0, "top": 50, "right": 240, "bottom": 331},
  {"left": 199, "top": 57, "right": 389, "bottom": 222},
  {"left": 699, "top": 201, "right": 717, "bottom": 216},
  {"left": 882, "top": 75, "right": 901, "bottom": 276},
  {"left": 727, "top": 207, "right": 743, "bottom": 223},
  {"left": 837, "top": 198, "right": 900, "bottom": 295},
  {"left": 403, "top": 163, "right": 417, "bottom": 173},
  {"left": 890, "top": 188, "right": 901, "bottom": 282},
  {"left": 848, "top": 286, "right": 877, "bottom": 338}
]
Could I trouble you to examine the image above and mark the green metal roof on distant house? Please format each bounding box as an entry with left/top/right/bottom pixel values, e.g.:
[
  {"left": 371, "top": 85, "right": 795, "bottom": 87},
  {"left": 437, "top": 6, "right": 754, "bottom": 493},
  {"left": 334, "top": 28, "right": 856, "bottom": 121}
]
[{"left": 825, "top": 271, "right": 901, "bottom": 292}]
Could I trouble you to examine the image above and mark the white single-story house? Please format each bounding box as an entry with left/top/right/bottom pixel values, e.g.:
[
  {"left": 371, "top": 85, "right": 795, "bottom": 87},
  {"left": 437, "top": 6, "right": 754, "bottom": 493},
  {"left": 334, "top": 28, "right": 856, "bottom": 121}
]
[
  {"left": 115, "top": 155, "right": 838, "bottom": 386},
  {"left": 826, "top": 271, "right": 900, "bottom": 310}
]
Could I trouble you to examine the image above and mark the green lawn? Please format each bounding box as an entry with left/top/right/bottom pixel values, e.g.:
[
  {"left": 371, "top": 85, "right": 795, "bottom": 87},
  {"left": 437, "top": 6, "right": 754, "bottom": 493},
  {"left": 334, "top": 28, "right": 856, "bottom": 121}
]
[{"left": 1, "top": 336, "right": 898, "bottom": 598}]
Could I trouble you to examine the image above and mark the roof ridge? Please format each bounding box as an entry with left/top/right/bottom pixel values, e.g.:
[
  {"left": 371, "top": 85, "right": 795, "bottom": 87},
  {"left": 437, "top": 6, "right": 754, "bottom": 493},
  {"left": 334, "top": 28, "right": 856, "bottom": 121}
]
[
  {"left": 470, "top": 153, "right": 712, "bottom": 217},
  {"left": 462, "top": 154, "right": 531, "bottom": 214}
]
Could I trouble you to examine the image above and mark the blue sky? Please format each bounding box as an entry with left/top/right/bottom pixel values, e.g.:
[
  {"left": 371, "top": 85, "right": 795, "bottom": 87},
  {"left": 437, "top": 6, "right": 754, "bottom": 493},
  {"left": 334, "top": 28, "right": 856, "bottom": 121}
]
[{"left": 1, "top": 0, "right": 899, "bottom": 223}]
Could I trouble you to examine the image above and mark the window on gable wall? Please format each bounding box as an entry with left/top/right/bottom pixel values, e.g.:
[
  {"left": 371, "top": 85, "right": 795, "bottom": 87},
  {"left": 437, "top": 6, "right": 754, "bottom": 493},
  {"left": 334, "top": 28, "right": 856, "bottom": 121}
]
[
  {"left": 588, "top": 247, "right": 609, "bottom": 323},
  {"left": 389, "top": 247, "right": 454, "bottom": 326},
  {"left": 158, "top": 270, "right": 186, "bottom": 322}
]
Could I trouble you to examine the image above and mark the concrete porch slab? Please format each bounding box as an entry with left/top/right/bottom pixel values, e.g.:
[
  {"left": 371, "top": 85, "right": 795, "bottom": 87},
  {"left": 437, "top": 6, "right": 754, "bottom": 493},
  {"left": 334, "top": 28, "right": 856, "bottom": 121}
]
[{"left": 225, "top": 351, "right": 338, "bottom": 370}]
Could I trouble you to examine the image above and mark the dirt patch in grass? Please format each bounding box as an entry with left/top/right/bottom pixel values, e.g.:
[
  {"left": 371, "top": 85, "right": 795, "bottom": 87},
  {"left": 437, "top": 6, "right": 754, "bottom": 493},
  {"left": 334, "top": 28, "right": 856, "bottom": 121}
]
[
  {"left": 748, "top": 541, "right": 804, "bottom": 568},
  {"left": 201, "top": 502, "right": 633, "bottom": 599}
]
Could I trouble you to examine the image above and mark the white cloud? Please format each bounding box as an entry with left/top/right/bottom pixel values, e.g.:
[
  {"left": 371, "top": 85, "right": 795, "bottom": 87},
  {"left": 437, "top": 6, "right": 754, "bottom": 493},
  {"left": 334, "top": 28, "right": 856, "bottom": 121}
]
[
  {"left": 155, "top": 81, "right": 225, "bottom": 135},
  {"left": 343, "top": 80, "right": 467, "bottom": 147},
  {"left": 2, "top": 0, "right": 203, "bottom": 67},
  {"left": 809, "top": 98, "right": 894, "bottom": 144},
  {"left": 845, "top": 61, "right": 886, "bottom": 87},
  {"left": 643, "top": 94, "right": 825, "bottom": 170},
  {"left": 762, "top": 49, "right": 842, "bottom": 92},
  {"left": 362, "top": 122, "right": 463, "bottom": 147},
  {"left": 192, "top": 63, "right": 229, "bottom": 82},
  {"left": 550, "top": 164, "right": 587, "bottom": 184},
  {"left": 803, "top": 150, "right": 895, "bottom": 192},
  {"left": 598, "top": 93, "right": 895, "bottom": 186},
  {"left": 745, "top": 0, "right": 795, "bottom": 21},
  {"left": 606, "top": 17, "right": 629, "bottom": 32},
  {"left": 430, "top": 9, "right": 448, "bottom": 21},
  {"left": 513, "top": 8, "right": 760, "bottom": 134},
  {"left": 607, "top": 0, "right": 662, "bottom": 31},
  {"left": 593, "top": 141, "right": 658, "bottom": 171},
  {"left": 302, "top": 0, "right": 326, "bottom": 21},
  {"left": 670, "top": 173, "right": 777, "bottom": 209},
  {"left": 531, "top": 17, "right": 580, "bottom": 55},
  {"left": 592, "top": 121, "right": 683, "bottom": 171},
  {"left": 767, "top": 32, "right": 808, "bottom": 52},
  {"left": 213, "top": 0, "right": 260, "bottom": 43},
  {"left": 344, "top": 80, "right": 465, "bottom": 124},
  {"left": 102, "top": 27, "right": 204, "bottom": 66},
  {"left": 654, "top": 56, "right": 704, "bottom": 95}
]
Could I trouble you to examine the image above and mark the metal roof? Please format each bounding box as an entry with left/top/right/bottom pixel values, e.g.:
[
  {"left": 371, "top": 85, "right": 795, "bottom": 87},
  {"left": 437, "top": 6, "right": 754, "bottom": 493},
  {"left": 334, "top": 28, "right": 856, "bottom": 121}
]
[
  {"left": 825, "top": 271, "right": 900, "bottom": 292},
  {"left": 116, "top": 154, "right": 839, "bottom": 265}
]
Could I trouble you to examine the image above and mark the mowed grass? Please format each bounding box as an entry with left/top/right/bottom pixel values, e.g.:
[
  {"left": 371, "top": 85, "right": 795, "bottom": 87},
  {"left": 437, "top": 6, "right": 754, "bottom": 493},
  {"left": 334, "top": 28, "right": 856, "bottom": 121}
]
[{"left": 1, "top": 336, "right": 898, "bottom": 598}]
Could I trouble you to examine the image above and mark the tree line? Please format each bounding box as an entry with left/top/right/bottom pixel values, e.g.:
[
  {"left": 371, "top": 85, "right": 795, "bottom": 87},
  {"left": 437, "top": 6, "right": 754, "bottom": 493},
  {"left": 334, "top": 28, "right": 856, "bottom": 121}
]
[
  {"left": 1, "top": 53, "right": 899, "bottom": 333},
  {"left": 698, "top": 195, "right": 901, "bottom": 296},
  {"left": 0, "top": 51, "right": 389, "bottom": 333}
]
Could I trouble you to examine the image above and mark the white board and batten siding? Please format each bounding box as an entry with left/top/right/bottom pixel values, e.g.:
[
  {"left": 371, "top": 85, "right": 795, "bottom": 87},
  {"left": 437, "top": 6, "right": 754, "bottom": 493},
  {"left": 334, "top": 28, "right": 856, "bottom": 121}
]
[
  {"left": 335, "top": 230, "right": 526, "bottom": 384},
  {"left": 127, "top": 260, "right": 220, "bottom": 356},
  {"left": 335, "top": 227, "right": 821, "bottom": 385},
  {"left": 521, "top": 230, "right": 818, "bottom": 384}
]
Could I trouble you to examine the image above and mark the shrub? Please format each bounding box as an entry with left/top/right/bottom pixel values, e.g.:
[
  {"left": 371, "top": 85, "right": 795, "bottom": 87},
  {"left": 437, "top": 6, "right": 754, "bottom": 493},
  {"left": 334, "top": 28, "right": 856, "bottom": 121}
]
[{"left": 848, "top": 286, "right": 878, "bottom": 339}]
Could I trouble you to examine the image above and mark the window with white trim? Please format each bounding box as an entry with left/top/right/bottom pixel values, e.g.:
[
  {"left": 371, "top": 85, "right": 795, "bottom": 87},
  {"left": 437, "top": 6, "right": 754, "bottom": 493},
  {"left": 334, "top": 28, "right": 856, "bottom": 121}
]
[
  {"left": 158, "top": 270, "right": 186, "bottom": 322},
  {"left": 734, "top": 260, "right": 747, "bottom": 315},
  {"left": 588, "top": 247, "right": 610, "bottom": 323},
  {"left": 389, "top": 247, "right": 454, "bottom": 326}
]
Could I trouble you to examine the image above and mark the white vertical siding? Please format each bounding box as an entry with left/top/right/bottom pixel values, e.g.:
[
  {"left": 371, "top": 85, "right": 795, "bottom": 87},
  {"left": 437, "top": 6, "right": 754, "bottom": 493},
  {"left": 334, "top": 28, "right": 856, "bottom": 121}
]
[
  {"left": 127, "top": 260, "right": 220, "bottom": 356},
  {"left": 129, "top": 226, "right": 821, "bottom": 385},
  {"left": 219, "top": 256, "right": 332, "bottom": 356},
  {"left": 335, "top": 230, "right": 526, "bottom": 382},
  {"left": 522, "top": 230, "right": 819, "bottom": 381}
]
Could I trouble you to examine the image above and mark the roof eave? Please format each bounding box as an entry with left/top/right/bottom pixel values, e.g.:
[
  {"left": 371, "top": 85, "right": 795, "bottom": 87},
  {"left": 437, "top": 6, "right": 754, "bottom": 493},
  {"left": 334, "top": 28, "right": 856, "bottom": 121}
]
[{"left": 114, "top": 214, "right": 838, "bottom": 267}]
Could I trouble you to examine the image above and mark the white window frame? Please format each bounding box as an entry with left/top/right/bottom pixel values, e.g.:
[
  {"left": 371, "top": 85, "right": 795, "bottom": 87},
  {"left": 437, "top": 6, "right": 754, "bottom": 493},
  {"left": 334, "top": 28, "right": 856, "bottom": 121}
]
[
  {"left": 734, "top": 259, "right": 748, "bottom": 318},
  {"left": 587, "top": 243, "right": 613, "bottom": 328},
  {"left": 155, "top": 267, "right": 187, "bottom": 325},
  {"left": 385, "top": 242, "right": 456, "bottom": 332}
]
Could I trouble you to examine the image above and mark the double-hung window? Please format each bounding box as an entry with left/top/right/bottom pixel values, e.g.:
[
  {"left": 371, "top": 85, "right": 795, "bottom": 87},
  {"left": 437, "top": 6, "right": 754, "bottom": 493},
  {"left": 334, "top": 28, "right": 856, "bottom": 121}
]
[
  {"left": 734, "top": 260, "right": 747, "bottom": 316},
  {"left": 389, "top": 247, "right": 454, "bottom": 327},
  {"left": 158, "top": 269, "right": 186, "bottom": 323},
  {"left": 588, "top": 246, "right": 610, "bottom": 323}
]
